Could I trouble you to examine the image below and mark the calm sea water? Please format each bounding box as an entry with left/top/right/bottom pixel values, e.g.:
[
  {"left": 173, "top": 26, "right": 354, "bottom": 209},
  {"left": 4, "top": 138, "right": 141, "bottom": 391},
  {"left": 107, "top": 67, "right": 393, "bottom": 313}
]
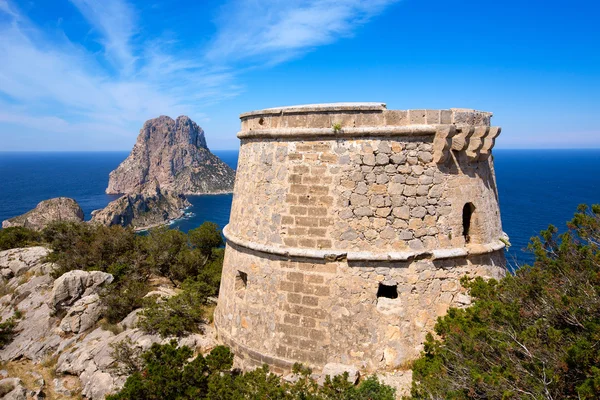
[{"left": 0, "top": 150, "right": 598, "bottom": 266}]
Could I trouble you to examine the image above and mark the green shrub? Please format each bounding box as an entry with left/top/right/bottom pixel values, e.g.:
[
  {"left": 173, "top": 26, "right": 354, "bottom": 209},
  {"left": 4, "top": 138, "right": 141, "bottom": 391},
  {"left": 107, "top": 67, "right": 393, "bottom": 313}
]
[
  {"left": 43, "top": 222, "right": 139, "bottom": 277},
  {"left": 408, "top": 204, "right": 600, "bottom": 400},
  {"left": 188, "top": 222, "right": 223, "bottom": 257},
  {"left": 0, "top": 309, "right": 21, "bottom": 348},
  {"left": 108, "top": 342, "right": 395, "bottom": 400},
  {"left": 101, "top": 277, "right": 150, "bottom": 324},
  {"left": 138, "top": 280, "right": 214, "bottom": 337},
  {"left": 140, "top": 222, "right": 224, "bottom": 285},
  {"left": 0, "top": 226, "right": 42, "bottom": 250}
]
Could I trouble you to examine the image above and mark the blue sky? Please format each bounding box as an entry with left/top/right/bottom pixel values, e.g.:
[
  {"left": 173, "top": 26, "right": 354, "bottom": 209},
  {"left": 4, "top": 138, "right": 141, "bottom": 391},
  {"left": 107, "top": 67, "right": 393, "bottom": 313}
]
[{"left": 0, "top": 0, "right": 598, "bottom": 151}]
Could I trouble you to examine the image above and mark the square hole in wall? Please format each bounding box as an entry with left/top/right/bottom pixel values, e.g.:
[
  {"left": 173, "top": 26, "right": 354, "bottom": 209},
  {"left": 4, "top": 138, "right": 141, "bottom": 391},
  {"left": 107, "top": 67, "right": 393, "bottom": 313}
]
[{"left": 377, "top": 282, "right": 398, "bottom": 299}]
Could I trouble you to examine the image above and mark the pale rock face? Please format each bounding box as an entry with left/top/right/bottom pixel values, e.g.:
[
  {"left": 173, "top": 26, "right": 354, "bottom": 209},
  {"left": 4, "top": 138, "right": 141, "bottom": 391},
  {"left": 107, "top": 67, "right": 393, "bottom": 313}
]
[
  {"left": 0, "top": 246, "right": 51, "bottom": 279},
  {"left": 50, "top": 270, "right": 113, "bottom": 313},
  {"left": 320, "top": 363, "right": 360, "bottom": 384},
  {"left": 59, "top": 294, "right": 104, "bottom": 334},
  {"left": 91, "top": 185, "right": 190, "bottom": 230},
  {"left": 2, "top": 197, "right": 84, "bottom": 231},
  {"left": 106, "top": 115, "right": 235, "bottom": 195}
]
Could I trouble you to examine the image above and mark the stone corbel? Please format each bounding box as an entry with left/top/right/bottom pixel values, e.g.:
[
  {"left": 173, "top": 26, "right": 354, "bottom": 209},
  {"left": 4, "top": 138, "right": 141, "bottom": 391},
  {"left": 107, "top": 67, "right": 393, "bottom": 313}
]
[
  {"left": 465, "top": 126, "right": 489, "bottom": 161},
  {"left": 479, "top": 126, "right": 501, "bottom": 160},
  {"left": 451, "top": 126, "right": 473, "bottom": 151},
  {"left": 433, "top": 125, "right": 456, "bottom": 164}
]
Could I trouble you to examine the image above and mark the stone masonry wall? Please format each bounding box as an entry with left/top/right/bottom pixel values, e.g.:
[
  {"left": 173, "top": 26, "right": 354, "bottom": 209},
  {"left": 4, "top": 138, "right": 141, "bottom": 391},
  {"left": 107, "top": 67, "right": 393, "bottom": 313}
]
[
  {"left": 216, "top": 104, "right": 506, "bottom": 377},
  {"left": 227, "top": 136, "right": 502, "bottom": 255},
  {"left": 215, "top": 243, "right": 505, "bottom": 372}
]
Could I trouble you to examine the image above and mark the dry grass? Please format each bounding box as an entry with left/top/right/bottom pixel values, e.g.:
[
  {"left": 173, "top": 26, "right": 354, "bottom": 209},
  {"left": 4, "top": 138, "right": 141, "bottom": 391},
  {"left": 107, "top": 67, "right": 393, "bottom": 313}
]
[{"left": 3, "top": 359, "right": 82, "bottom": 400}]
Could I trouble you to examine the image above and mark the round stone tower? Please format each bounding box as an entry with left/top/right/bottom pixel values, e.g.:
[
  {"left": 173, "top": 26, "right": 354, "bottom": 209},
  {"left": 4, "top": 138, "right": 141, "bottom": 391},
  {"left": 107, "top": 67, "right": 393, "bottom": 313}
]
[{"left": 215, "top": 103, "right": 506, "bottom": 374}]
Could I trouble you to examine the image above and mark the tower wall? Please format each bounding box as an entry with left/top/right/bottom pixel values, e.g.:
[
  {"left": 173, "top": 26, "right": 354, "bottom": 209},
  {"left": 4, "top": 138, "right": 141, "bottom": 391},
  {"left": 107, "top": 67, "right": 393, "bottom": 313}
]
[{"left": 215, "top": 103, "right": 506, "bottom": 374}]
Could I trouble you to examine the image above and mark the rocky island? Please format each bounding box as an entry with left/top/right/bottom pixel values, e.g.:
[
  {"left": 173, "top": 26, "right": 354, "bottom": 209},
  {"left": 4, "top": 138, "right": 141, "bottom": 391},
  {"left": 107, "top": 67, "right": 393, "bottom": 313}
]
[
  {"left": 106, "top": 115, "right": 235, "bottom": 195},
  {"left": 2, "top": 197, "right": 84, "bottom": 231},
  {"left": 91, "top": 185, "right": 190, "bottom": 231}
]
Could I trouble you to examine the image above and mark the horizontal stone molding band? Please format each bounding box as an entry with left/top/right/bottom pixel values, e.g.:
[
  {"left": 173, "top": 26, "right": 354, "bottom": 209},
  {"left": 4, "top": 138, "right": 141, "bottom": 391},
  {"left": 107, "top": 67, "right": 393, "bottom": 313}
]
[
  {"left": 240, "top": 102, "right": 387, "bottom": 118},
  {"left": 237, "top": 125, "right": 441, "bottom": 139},
  {"left": 223, "top": 225, "right": 506, "bottom": 262}
]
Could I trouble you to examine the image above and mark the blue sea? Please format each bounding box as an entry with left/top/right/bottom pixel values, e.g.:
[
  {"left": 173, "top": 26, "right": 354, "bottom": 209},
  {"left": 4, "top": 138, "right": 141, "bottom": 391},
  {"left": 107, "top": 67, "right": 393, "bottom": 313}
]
[{"left": 0, "top": 150, "right": 599, "bottom": 267}]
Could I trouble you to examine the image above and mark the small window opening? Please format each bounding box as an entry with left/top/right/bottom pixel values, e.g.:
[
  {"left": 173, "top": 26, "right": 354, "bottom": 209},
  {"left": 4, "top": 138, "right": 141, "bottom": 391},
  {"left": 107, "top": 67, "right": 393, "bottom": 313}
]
[
  {"left": 235, "top": 271, "right": 247, "bottom": 293},
  {"left": 377, "top": 282, "right": 398, "bottom": 299},
  {"left": 258, "top": 117, "right": 265, "bottom": 125},
  {"left": 462, "top": 203, "right": 475, "bottom": 244}
]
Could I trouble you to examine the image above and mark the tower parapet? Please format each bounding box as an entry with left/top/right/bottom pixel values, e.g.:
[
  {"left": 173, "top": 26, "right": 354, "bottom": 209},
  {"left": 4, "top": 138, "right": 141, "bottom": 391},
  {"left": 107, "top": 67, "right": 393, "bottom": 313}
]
[{"left": 215, "top": 103, "right": 506, "bottom": 374}]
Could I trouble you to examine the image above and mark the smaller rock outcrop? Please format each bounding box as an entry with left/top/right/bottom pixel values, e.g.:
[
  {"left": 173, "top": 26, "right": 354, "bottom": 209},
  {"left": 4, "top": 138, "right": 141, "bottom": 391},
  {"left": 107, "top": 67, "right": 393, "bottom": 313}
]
[
  {"left": 90, "top": 186, "right": 190, "bottom": 230},
  {"left": 2, "top": 198, "right": 84, "bottom": 231}
]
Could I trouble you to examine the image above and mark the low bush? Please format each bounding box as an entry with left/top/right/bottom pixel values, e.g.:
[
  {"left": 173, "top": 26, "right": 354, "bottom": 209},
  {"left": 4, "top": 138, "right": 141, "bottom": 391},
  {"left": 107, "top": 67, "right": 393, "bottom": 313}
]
[
  {"left": 138, "top": 279, "right": 215, "bottom": 337},
  {"left": 0, "top": 309, "right": 21, "bottom": 348},
  {"left": 101, "top": 277, "right": 150, "bottom": 324},
  {"left": 43, "top": 222, "right": 139, "bottom": 278},
  {"left": 108, "top": 341, "right": 396, "bottom": 400},
  {"left": 0, "top": 226, "right": 41, "bottom": 251}
]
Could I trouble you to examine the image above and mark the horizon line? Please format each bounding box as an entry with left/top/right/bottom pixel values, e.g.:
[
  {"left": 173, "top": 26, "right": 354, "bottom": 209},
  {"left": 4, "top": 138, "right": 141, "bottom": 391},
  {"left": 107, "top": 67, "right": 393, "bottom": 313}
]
[{"left": 2, "top": 148, "right": 600, "bottom": 153}]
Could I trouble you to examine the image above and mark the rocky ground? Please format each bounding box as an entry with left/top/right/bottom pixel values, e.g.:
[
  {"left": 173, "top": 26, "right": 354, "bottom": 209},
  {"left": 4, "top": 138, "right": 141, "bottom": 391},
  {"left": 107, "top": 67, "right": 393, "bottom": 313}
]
[{"left": 0, "top": 247, "right": 216, "bottom": 400}]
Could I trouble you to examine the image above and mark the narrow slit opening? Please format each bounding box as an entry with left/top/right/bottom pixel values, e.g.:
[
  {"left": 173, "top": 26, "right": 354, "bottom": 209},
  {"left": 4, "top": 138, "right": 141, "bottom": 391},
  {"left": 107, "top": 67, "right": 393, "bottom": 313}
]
[
  {"left": 462, "top": 203, "right": 475, "bottom": 244},
  {"left": 235, "top": 271, "right": 247, "bottom": 292}
]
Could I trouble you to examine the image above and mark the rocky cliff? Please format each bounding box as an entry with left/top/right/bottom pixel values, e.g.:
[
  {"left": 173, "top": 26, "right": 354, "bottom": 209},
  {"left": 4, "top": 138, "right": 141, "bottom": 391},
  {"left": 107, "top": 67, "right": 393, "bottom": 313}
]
[
  {"left": 0, "top": 247, "right": 215, "bottom": 399},
  {"left": 106, "top": 116, "right": 235, "bottom": 195},
  {"left": 91, "top": 186, "right": 190, "bottom": 231},
  {"left": 2, "top": 198, "right": 84, "bottom": 231}
]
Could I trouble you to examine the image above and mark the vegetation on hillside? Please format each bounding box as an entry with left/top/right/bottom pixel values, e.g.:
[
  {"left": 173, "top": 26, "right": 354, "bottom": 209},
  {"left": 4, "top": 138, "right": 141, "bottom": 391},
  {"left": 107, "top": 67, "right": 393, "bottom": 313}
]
[
  {"left": 1, "top": 221, "right": 224, "bottom": 332},
  {"left": 107, "top": 341, "right": 396, "bottom": 400},
  {"left": 3, "top": 205, "right": 600, "bottom": 398},
  {"left": 408, "top": 204, "right": 600, "bottom": 399},
  {"left": 0, "top": 226, "right": 41, "bottom": 251}
]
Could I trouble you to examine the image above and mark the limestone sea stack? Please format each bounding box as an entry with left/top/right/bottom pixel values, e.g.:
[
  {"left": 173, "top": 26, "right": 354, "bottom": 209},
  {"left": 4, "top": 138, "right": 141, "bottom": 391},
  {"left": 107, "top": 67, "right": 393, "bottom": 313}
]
[
  {"left": 91, "top": 186, "right": 190, "bottom": 231},
  {"left": 2, "top": 197, "right": 84, "bottom": 231},
  {"left": 106, "top": 115, "right": 235, "bottom": 195}
]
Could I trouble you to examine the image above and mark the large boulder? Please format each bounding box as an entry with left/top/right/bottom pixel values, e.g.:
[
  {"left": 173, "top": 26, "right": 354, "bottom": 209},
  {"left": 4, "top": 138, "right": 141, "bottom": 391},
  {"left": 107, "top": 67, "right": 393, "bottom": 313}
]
[
  {"left": 50, "top": 270, "right": 113, "bottom": 313},
  {"left": 90, "top": 185, "right": 190, "bottom": 230},
  {"left": 106, "top": 115, "right": 235, "bottom": 195},
  {"left": 59, "top": 294, "right": 104, "bottom": 334},
  {"left": 2, "top": 197, "right": 84, "bottom": 231}
]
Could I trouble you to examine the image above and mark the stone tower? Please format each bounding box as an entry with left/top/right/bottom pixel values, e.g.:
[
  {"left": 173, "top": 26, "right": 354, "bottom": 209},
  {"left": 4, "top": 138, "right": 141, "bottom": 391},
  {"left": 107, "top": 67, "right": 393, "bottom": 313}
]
[{"left": 215, "top": 103, "right": 506, "bottom": 374}]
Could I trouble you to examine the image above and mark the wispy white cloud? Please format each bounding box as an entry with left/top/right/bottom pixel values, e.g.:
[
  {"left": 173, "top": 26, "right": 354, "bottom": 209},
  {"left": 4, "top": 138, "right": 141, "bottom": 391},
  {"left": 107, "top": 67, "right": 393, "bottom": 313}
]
[
  {"left": 0, "top": 0, "right": 398, "bottom": 150},
  {"left": 68, "top": 0, "right": 138, "bottom": 71},
  {"left": 207, "top": 0, "right": 399, "bottom": 64}
]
